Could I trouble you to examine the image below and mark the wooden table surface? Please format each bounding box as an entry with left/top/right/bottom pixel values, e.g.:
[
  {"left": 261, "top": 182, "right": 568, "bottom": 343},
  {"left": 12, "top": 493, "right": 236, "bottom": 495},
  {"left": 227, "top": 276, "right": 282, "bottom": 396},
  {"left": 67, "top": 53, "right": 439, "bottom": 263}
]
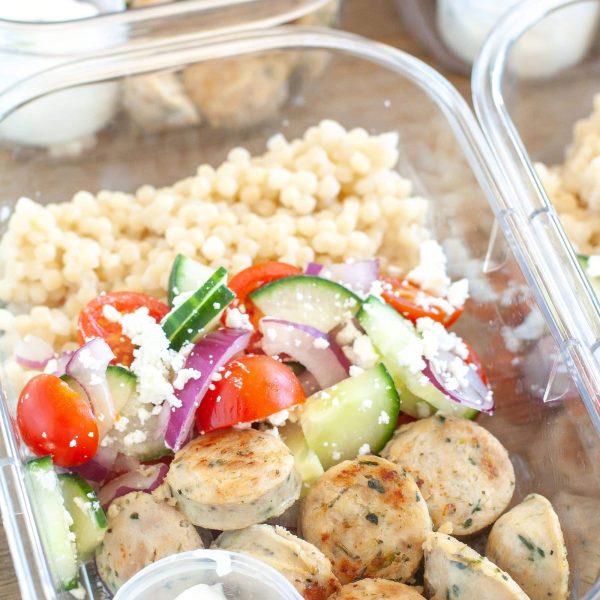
[{"left": 0, "top": 1, "right": 470, "bottom": 597}]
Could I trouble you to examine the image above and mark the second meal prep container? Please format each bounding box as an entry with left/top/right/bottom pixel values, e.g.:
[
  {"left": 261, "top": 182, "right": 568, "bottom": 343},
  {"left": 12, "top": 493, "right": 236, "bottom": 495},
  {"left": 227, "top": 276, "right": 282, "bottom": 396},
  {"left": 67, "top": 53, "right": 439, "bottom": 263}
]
[{"left": 0, "top": 16, "right": 599, "bottom": 600}]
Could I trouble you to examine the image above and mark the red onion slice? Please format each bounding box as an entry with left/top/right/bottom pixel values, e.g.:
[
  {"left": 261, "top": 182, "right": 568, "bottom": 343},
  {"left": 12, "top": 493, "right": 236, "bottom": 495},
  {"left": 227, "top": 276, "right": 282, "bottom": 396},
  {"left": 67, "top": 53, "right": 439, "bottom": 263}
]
[
  {"left": 305, "top": 263, "right": 323, "bottom": 276},
  {"left": 260, "top": 318, "right": 350, "bottom": 389},
  {"left": 423, "top": 350, "right": 494, "bottom": 413},
  {"left": 71, "top": 446, "right": 118, "bottom": 486},
  {"left": 98, "top": 463, "right": 168, "bottom": 510},
  {"left": 66, "top": 339, "right": 116, "bottom": 438},
  {"left": 14, "top": 335, "right": 54, "bottom": 370},
  {"left": 53, "top": 350, "right": 75, "bottom": 377},
  {"left": 305, "top": 260, "right": 379, "bottom": 294},
  {"left": 297, "top": 369, "right": 321, "bottom": 396},
  {"left": 165, "top": 329, "right": 252, "bottom": 451},
  {"left": 112, "top": 453, "right": 141, "bottom": 475}
]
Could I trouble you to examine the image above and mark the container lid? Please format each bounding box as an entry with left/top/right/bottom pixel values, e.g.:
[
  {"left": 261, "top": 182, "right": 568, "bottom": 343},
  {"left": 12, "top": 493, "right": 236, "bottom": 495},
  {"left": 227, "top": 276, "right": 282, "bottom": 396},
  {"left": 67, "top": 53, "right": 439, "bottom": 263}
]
[
  {"left": 112, "top": 549, "right": 304, "bottom": 600},
  {"left": 0, "top": 0, "right": 333, "bottom": 57}
]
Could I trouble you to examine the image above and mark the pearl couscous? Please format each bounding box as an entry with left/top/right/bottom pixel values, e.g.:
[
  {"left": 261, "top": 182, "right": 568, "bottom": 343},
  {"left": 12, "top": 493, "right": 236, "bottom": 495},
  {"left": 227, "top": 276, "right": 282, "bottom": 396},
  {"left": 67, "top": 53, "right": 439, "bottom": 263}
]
[
  {"left": 537, "top": 95, "right": 600, "bottom": 256},
  {"left": 0, "top": 120, "right": 428, "bottom": 389}
]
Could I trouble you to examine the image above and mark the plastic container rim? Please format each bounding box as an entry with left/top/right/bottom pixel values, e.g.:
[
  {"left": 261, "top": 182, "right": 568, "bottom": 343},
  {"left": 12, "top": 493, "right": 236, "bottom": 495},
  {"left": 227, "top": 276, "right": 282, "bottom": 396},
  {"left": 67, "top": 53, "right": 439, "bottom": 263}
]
[
  {"left": 0, "top": 0, "right": 328, "bottom": 29},
  {"left": 112, "top": 548, "right": 304, "bottom": 599},
  {"left": 0, "top": 0, "right": 332, "bottom": 58},
  {"left": 472, "top": 0, "right": 600, "bottom": 441}
]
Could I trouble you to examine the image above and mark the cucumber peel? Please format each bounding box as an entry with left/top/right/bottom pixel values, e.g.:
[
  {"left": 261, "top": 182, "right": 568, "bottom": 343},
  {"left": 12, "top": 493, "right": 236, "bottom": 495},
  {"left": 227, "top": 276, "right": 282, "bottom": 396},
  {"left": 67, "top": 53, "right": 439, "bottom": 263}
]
[
  {"left": 25, "top": 456, "right": 78, "bottom": 590},
  {"left": 162, "top": 266, "right": 235, "bottom": 351},
  {"left": 59, "top": 473, "right": 107, "bottom": 562},
  {"left": 249, "top": 275, "right": 361, "bottom": 332},
  {"left": 300, "top": 363, "right": 400, "bottom": 469}
]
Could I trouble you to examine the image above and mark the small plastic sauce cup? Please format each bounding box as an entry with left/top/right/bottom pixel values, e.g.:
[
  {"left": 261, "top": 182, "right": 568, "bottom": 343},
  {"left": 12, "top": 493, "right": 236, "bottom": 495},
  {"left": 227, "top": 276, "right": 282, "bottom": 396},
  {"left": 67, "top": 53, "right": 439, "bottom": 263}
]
[{"left": 112, "top": 549, "right": 304, "bottom": 600}]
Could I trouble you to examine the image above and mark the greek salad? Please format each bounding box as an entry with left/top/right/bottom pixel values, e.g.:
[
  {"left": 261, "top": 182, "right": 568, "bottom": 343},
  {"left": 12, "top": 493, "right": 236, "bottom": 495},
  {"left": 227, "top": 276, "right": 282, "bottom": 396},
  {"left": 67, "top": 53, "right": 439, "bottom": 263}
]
[
  {"left": 14, "top": 250, "right": 477, "bottom": 581},
  {"left": 14, "top": 251, "right": 568, "bottom": 599}
]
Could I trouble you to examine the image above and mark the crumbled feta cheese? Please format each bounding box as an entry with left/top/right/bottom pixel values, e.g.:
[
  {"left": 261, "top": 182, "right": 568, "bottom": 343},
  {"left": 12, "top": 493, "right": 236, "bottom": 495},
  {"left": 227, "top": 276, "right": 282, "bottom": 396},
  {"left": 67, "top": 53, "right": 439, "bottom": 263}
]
[
  {"left": 335, "top": 320, "right": 362, "bottom": 346},
  {"left": 102, "top": 304, "right": 121, "bottom": 323},
  {"left": 378, "top": 410, "right": 390, "bottom": 425},
  {"left": 123, "top": 430, "right": 147, "bottom": 446},
  {"left": 224, "top": 307, "right": 253, "bottom": 331},
  {"left": 368, "top": 279, "right": 385, "bottom": 299},
  {"left": 512, "top": 309, "right": 546, "bottom": 342},
  {"left": 357, "top": 443, "right": 371, "bottom": 455},
  {"left": 446, "top": 278, "right": 469, "bottom": 308},
  {"left": 407, "top": 240, "right": 451, "bottom": 296},
  {"left": 171, "top": 290, "right": 194, "bottom": 308},
  {"left": 119, "top": 307, "right": 181, "bottom": 408},
  {"left": 137, "top": 407, "right": 152, "bottom": 425},
  {"left": 268, "top": 409, "right": 290, "bottom": 426},
  {"left": 313, "top": 337, "right": 330, "bottom": 349},
  {"left": 100, "top": 434, "right": 115, "bottom": 447},
  {"left": 501, "top": 309, "right": 546, "bottom": 352},
  {"left": 416, "top": 317, "right": 468, "bottom": 360},
  {"left": 173, "top": 368, "right": 202, "bottom": 391},
  {"left": 396, "top": 337, "right": 426, "bottom": 374},
  {"left": 349, "top": 365, "right": 364, "bottom": 377},
  {"left": 73, "top": 496, "right": 91, "bottom": 513},
  {"left": 343, "top": 334, "right": 379, "bottom": 370},
  {"left": 113, "top": 415, "right": 130, "bottom": 432}
]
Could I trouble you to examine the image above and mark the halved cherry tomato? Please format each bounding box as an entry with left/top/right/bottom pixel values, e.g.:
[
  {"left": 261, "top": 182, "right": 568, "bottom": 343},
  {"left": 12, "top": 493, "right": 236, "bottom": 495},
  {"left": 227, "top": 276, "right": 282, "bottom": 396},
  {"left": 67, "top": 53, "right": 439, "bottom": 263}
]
[
  {"left": 78, "top": 292, "right": 170, "bottom": 366},
  {"left": 195, "top": 354, "right": 305, "bottom": 433},
  {"left": 382, "top": 277, "right": 463, "bottom": 327},
  {"left": 17, "top": 374, "right": 98, "bottom": 467},
  {"left": 222, "top": 262, "right": 302, "bottom": 329},
  {"left": 229, "top": 262, "right": 302, "bottom": 302}
]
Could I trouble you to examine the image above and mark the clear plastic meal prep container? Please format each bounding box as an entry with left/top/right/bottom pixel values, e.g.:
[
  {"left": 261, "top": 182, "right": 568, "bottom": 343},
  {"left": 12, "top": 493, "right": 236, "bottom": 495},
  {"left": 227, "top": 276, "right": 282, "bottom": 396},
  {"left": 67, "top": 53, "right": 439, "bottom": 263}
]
[
  {"left": 0, "top": 17, "right": 599, "bottom": 600},
  {"left": 0, "top": 0, "right": 338, "bottom": 149},
  {"left": 394, "top": 0, "right": 600, "bottom": 77}
]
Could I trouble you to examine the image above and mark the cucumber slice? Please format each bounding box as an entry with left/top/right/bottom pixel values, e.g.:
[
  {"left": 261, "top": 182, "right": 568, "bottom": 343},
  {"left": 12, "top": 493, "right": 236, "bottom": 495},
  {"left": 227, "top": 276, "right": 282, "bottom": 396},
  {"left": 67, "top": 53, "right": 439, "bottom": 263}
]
[
  {"left": 248, "top": 275, "right": 361, "bottom": 332},
  {"left": 162, "top": 267, "right": 235, "bottom": 351},
  {"left": 104, "top": 366, "right": 169, "bottom": 460},
  {"left": 25, "top": 456, "right": 78, "bottom": 590},
  {"left": 299, "top": 363, "right": 400, "bottom": 469},
  {"left": 357, "top": 296, "right": 478, "bottom": 420},
  {"left": 106, "top": 365, "right": 137, "bottom": 413},
  {"left": 62, "top": 367, "right": 136, "bottom": 414},
  {"left": 58, "top": 473, "right": 107, "bottom": 561},
  {"left": 168, "top": 254, "right": 215, "bottom": 306},
  {"left": 577, "top": 254, "right": 600, "bottom": 297},
  {"left": 279, "top": 422, "right": 324, "bottom": 495}
]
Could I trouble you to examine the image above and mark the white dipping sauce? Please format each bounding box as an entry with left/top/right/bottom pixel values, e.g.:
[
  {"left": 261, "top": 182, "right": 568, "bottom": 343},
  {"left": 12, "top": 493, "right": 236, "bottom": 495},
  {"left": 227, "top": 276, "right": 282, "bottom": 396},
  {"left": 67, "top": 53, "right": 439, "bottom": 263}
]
[
  {"left": 174, "top": 583, "right": 228, "bottom": 600},
  {"left": 437, "top": 0, "right": 599, "bottom": 78},
  {"left": 0, "top": 0, "right": 124, "bottom": 149}
]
